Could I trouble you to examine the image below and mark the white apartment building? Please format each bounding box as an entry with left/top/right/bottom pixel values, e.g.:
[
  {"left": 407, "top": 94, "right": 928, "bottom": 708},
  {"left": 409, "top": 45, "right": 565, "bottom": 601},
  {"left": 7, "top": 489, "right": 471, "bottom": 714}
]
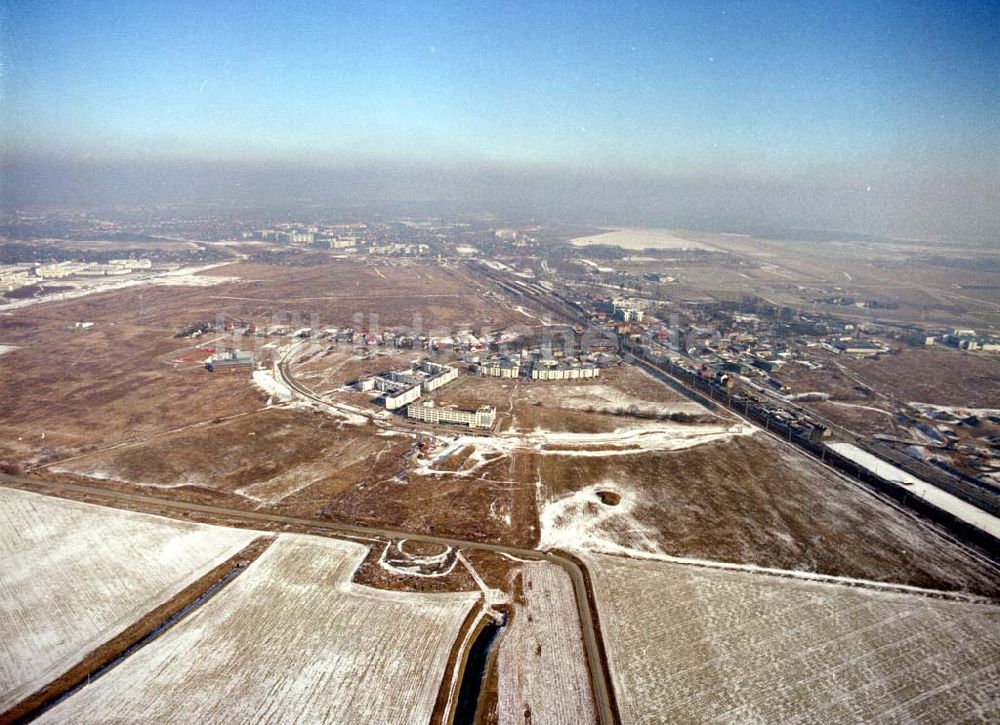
[{"left": 406, "top": 401, "right": 496, "bottom": 429}]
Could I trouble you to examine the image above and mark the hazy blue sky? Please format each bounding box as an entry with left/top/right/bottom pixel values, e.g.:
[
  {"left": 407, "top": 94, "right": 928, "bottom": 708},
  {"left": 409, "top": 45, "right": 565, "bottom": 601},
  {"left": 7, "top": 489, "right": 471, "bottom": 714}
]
[{"left": 1, "top": 1, "right": 998, "bottom": 237}]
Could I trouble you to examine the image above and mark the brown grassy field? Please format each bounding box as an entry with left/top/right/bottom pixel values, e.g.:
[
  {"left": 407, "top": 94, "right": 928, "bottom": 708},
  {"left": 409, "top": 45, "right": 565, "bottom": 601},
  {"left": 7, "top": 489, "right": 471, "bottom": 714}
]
[
  {"left": 538, "top": 433, "right": 1000, "bottom": 597},
  {"left": 48, "top": 408, "right": 414, "bottom": 513},
  {"left": 3, "top": 256, "right": 996, "bottom": 598},
  {"left": 0, "top": 321, "right": 263, "bottom": 469},
  {"left": 776, "top": 347, "right": 1000, "bottom": 409},
  {"left": 843, "top": 347, "right": 1000, "bottom": 408},
  {"left": 0, "top": 258, "right": 532, "bottom": 465}
]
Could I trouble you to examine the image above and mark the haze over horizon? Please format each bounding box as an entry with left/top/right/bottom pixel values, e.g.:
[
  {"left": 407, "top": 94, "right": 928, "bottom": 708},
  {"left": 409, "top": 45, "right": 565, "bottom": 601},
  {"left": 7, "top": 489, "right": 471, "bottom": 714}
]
[{"left": 2, "top": 1, "right": 998, "bottom": 240}]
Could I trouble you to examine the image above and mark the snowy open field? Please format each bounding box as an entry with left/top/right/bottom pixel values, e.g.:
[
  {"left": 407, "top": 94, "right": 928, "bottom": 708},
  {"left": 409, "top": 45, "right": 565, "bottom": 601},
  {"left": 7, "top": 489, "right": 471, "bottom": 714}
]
[
  {"left": 537, "top": 382, "right": 706, "bottom": 417},
  {"left": 0, "top": 262, "right": 239, "bottom": 311},
  {"left": 0, "top": 487, "right": 258, "bottom": 711},
  {"left": 496, "top": 562, "right": 596, "bottom": 725},
  {"left": 569, "top": 227, "right": 713, "bottom": 251},
  {"left": 40, "top": 535, "right": 479, "bottom": 724},
  {"left": 582, "top": 552, "right": 1000, "bottom": 724}
]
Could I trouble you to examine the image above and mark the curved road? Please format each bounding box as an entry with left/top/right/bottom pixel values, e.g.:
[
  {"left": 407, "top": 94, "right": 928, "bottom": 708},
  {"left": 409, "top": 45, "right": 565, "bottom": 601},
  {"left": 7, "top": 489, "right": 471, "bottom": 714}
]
[{"left": 0, "top": 473, "right": 619, "bottom": 725}]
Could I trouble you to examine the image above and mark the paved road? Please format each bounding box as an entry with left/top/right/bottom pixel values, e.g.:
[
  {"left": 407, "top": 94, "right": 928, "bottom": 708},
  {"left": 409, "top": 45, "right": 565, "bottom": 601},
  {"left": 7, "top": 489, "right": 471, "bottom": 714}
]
[{"left": 0, "top": 473, "right": 619, "bottom": 725}]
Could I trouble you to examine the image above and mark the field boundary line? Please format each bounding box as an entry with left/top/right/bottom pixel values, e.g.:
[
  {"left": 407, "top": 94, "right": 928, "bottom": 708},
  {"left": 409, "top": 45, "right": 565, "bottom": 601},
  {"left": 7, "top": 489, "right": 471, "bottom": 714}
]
[
  {"left": 571, "top": 548, "right": 998, "bottom": 605},
  {"left": 0, "top": 475, "right": 618, "bottom": 725}
]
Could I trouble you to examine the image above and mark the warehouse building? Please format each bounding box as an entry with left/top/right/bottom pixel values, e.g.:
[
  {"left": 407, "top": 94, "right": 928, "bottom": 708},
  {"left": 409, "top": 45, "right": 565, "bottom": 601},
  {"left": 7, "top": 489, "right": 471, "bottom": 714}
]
[{"left": 206, "top": 349, "right": 254, "bottom": 371}]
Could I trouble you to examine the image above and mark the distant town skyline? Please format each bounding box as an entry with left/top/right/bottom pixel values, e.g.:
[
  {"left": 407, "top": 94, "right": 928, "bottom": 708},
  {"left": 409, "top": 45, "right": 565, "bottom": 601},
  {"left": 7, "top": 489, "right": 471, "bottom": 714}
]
[{"left": 1, "top": 1, "right": 998, "bottom": 239}]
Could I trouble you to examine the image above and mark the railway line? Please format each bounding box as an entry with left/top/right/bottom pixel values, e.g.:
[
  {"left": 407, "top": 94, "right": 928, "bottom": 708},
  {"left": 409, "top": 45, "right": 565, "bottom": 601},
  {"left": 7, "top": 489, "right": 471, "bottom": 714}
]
[{"left": 465, "top": 260, "right": 1000, "bottom": 564}]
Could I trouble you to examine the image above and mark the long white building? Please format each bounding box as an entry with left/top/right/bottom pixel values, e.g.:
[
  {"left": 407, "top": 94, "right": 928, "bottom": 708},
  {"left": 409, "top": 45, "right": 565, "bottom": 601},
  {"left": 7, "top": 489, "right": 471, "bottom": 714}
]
[
  {"left": 529, "top": 360, "right": 600, "bottom": 380},
  {"left": 406, "top": 401, "right": 496, "bottom": 429}
]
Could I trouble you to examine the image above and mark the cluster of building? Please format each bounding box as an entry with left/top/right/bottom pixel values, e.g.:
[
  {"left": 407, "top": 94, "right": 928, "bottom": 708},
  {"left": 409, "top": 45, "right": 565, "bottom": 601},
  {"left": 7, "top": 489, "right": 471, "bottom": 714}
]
[
  {"left": 249, "top": 225, "right": 358, "bottom": 249},
  {"left": 475, "top": 352, "right": 604, "bottom": 381},
  {"left": 595, "top": 297, "right": 644, "bottom": 322},
  {"left": 930, "top": 328, "right": 1000, "bottom": 353},
  {"left": 529, "top": 358, "right": 601, "bottom": 380},
  {"left": 246, "top": 223, "right": 432, "bottom": 257},
  {"left": 829, "top": 337, "right": 891, "bottom": 356},
  {"left": 0, "top": 265, "right": 34, "bottom": 292},
  {"left": 478, "top": 358, "right": 521, "bottom": 379},
  {"left": 357, "top": 360, "right": 460, "bottom": 410},
  {"left": 367, "top": 243, "right": 431, "bottom": 256},
  {"left": 1, "top": 259, "right": 153, "bottom": 292},
  {"left": 356, "top": 359, "right": 497, "bottom": 429}
]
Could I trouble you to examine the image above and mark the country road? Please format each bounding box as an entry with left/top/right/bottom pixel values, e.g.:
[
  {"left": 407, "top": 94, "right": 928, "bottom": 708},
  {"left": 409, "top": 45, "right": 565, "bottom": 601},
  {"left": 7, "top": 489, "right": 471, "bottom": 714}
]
[{"left": 0, "top": 473, "right": 620, "bottom": 725}]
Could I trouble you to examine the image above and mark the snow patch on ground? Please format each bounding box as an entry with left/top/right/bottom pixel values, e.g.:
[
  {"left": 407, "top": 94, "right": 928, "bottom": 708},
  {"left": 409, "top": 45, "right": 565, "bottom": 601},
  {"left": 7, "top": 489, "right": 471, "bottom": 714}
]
[
  {"left": 38, "top": 535, "right": 478, "bottom": 724},
  {"left": 909, "top": 402, "right": 1000, "bottom": 418},
  {"left": 0, "top": 487, "right": 258, "bottom": 712},
  {"left": 0, "top": 344, "right": 20, "bottom": 356},
  {"left": 378, "top": 540, "right": 458, "bottom": 578},
  {"left": 570, "top": 227, "right": 712, "bottom": 251},
  {"left": 414, "top": 422, "right": 753, "bottom": 477},
  {"left": 47, "top": 466, "right": 205, "bottom": 490},
  {"left": 539, "top": 482, "right": 662, "bottom": 557},
  {"left": 512, "top": 304, "right": 551, "bottom": 325},
  {"left": 824, "top": 400, "right": 895, "bottom": 415},
  {"left": 0, "top": 263, "right": 238, "bottom": 311},
  {"left": 581, "top": 550, "right": 1000, "bottom": 725},
  {"left": 786, "top": 391, "right": 831, "bottom": 401},
  {"left": 252, "top": 368, "right": 293, "bottom": 403},
  {"left": 496, "top": 563, "right": 596, "bottom": 725},
  {"left": 548, "top": 383, "right": 706, "bottom": 416},
  {"left": 532, "top": 422, "right": 754, "bottom": 457}
]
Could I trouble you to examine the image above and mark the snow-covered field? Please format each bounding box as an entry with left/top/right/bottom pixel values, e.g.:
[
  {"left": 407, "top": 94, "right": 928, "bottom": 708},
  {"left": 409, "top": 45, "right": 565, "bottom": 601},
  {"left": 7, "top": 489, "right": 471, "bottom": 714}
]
[
  {"left": 0, "top": 487, "right": 258, "bottom": 711},
  {"left": 827, "top": 441, "right": 1000, "bottom": 538},
  {"left": 570, "top": 227, "right": 712, "bottom": 251},
  {"left": 496, "top": 562, "right": 596, "bottom": 725},
  {"left": 582, "top": 552, "right": 1000, "bottom": 724},
  {"left": 544, "top": 383, "right": 705, "bottom": 417},
  {"left": 533, "top": 422, "right": 752, "bottom": 457},
  {"left": 40, "top": 535, "right": 479, "bottom": 723},
  {"left": 0, "top": 263, "right": 239, "bottom": 311}
]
